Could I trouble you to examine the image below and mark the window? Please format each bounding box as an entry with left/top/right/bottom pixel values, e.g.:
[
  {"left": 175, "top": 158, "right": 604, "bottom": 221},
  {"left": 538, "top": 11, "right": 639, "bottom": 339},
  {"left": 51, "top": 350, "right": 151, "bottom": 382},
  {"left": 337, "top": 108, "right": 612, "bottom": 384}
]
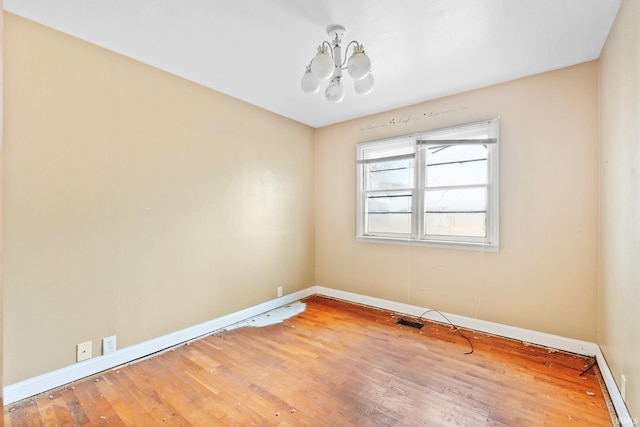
[{"left": 356, "top": 118, "right": 499, "bottom": 251}]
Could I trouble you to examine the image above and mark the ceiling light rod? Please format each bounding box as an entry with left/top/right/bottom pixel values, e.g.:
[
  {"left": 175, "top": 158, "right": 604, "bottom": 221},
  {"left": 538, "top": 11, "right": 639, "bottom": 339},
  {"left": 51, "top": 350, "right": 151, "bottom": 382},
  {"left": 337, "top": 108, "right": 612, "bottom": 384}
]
[{"left": 301, "top": 25, "right": 374, "bottom": 103}]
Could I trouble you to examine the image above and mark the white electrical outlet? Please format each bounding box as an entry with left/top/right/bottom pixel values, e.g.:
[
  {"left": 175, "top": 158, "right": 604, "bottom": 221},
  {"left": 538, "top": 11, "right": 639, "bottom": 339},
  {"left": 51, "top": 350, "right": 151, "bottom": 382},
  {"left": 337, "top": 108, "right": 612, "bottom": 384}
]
[
  {"left": 621, "top": 374, "right": 627, "bottom": 400},
  {"left": 277, "top": 286, "right": 283, "bottom": 297},
  {"left": 77, "top": 341, "right": 92, "bottom": 362},
  {"left": 103, "top": 335, "right": 117, "bottom": 355}
]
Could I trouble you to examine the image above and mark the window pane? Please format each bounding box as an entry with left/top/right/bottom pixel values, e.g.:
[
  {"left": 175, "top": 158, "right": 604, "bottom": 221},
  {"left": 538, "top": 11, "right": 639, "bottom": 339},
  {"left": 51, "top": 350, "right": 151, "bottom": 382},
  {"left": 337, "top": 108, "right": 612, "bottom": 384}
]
[
  {"left": 361, "top": 141, "right": 414, "bottom": 161},
  {"left": 427, "top": 159, "right": 487, "bottom": 187},
  {"left": 366, "top": 159, "right": 414, "bottom": 191},
  {"left": 424, "top": 188, "right": 487, "bottom": 212},
  {"left": 426, "top": 144, "right": 488, "bottom": 186},
  {"left": 368, "top": 213, "right": 412, "bottom": 234},
  {"left": 427, "top": 144, "right": 487, "bottom": 164},
  {"left": 424, "top": 213, "right": 487, "bottom": 237},
  {"left": 366, "top": 193, "right": 412, "bottom": 234}
]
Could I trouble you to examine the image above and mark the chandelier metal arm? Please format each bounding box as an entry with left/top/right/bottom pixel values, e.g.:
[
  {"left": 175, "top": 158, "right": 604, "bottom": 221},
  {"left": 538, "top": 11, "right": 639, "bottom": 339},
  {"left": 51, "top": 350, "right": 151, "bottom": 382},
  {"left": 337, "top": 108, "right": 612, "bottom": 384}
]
[
  {"left": 321, "top": 40, "right": 333, "bottom": 56},
  {"left": 340, "top": 40, "right": 361, "bottom": 69}
]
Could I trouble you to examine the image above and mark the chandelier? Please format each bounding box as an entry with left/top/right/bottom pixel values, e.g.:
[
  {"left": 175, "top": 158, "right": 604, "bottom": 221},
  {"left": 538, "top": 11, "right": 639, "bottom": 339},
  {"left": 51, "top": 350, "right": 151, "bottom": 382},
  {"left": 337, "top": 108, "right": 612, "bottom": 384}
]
[{"left": 301, "top": 25, "right": 374, "bottom": 103}]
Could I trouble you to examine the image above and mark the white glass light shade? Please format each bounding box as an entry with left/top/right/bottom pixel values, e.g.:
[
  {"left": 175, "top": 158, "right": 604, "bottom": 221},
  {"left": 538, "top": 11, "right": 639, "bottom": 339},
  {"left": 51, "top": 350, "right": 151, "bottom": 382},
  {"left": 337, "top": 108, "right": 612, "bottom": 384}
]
[
  {"left": 354, "top": 72, "right": 374, "bottom": 95},
  {"left": 311, "top": 49, "right": 334, "bottom": 80},
  {"left": 347, "top": 49, "right": 371, "bottom": 80},
  {"left": 301, "top": 69, "right": 321, "bottom": 94},
  {"left": 325, "top": 80, "right": 345, "bottom": 103}
]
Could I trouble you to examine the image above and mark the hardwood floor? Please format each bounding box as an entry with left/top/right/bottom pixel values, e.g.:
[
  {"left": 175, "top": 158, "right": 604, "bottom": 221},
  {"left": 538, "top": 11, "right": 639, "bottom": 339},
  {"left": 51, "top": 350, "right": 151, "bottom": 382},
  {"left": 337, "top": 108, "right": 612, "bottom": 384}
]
[{"left": 5, "top": 296, "right": 614, "bottom": 426}]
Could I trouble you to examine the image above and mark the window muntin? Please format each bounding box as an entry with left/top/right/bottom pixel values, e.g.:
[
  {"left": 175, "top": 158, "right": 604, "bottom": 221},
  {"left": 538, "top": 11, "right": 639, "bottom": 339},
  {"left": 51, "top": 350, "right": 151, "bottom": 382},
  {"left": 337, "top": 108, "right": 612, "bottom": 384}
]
[{"left": 357, "top": 119, "right": 499, "bottom": 250}]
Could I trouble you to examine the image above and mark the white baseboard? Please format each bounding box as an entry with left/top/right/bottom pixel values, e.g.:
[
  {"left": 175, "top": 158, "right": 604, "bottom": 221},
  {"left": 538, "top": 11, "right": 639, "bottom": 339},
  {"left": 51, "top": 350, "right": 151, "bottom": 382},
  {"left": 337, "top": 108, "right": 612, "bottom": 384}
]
[
  {"left": 314, "top": 286, "right": 598, "bottom": 355},
  {"left": 595, "top": 347, "right": 635, "bottom": 426},
  {"left": 3, "top": 287, "right": 316, "bottom": 405},
  {"left": 4, "top": 284, "right": 633, "bottom": 425}
]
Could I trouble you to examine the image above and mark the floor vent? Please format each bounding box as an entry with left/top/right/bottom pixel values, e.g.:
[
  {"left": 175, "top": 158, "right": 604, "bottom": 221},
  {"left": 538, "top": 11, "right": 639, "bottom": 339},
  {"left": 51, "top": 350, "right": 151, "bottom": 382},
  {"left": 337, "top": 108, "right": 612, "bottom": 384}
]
[{"left": 396, "top": 318, "right": 424, "bottom": 329}]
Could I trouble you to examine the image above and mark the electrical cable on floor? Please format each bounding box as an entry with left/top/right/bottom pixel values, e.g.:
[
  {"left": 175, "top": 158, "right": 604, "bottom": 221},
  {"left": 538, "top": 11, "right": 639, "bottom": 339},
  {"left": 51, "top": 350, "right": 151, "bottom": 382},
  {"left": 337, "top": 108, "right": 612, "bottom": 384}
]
[
  {"left": 418, "top": 309, "right": 474, "bottom": 355},
  {"left": 580, "top": 357, "right": 597, "bottom": 376}
]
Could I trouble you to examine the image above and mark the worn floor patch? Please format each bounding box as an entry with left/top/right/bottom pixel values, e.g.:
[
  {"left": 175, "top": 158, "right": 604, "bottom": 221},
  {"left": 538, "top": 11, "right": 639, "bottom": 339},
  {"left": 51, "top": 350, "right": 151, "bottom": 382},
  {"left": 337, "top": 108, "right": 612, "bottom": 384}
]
[{"left": 225, "top": 301, "right": 306, "bottom": 330}]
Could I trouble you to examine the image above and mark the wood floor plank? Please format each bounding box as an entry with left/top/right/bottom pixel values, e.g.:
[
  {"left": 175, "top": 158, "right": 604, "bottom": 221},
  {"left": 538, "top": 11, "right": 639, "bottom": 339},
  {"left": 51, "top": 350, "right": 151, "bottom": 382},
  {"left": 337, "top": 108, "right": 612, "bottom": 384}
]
[{"left": 4, "top": 296, "right": 615, "bottom": 426}]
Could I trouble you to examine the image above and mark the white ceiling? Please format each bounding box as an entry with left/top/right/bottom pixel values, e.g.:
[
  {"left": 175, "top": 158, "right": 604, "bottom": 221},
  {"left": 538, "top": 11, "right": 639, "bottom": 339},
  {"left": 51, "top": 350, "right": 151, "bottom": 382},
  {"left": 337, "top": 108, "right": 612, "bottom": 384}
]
[{"left": 5, "top": 0, "right": 621, "bottom": 128}]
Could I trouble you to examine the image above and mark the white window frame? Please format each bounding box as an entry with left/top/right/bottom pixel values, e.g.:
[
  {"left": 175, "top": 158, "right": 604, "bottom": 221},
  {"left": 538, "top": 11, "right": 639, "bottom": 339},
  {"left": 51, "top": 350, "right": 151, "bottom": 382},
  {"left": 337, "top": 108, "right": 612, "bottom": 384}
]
[{"left": 356, "top": 118, "right": 500, "bottom": 252}]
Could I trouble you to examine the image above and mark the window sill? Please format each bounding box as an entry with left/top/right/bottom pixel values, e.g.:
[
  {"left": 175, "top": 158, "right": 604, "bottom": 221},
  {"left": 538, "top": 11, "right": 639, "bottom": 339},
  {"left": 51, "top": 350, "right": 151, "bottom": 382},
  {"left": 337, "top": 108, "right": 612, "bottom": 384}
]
[{"left": 356, "top": 235, "right": 499, "bottom": 252}]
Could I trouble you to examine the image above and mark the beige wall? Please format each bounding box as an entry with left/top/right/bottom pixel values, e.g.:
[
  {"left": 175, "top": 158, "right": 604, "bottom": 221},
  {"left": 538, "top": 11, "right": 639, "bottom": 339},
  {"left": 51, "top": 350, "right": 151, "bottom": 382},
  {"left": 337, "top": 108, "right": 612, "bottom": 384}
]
[
  {"left": 315, "top": 62, "right": 599, "bottom": 342},
  {"left": 1, "top": 0, "right": 4, "bottom": 408},
  {"left": 599, "top": 0, "right": 640, "bottom": 418},
  {"left": 3, "top": 13, "right": 315, "bottom": 384}
]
